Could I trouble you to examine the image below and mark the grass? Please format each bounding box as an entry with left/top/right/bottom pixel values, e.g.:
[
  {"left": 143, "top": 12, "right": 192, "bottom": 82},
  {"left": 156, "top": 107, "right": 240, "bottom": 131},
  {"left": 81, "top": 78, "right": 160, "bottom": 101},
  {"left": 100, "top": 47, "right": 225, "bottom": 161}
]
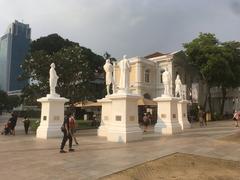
[{"left": 76, "top": 119, "right": 99, "bottom": 130}]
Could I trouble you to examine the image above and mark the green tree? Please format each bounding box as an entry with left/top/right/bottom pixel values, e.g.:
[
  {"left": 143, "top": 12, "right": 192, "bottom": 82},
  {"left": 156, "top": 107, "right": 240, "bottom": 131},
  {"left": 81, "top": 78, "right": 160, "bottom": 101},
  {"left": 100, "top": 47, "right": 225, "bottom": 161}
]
[
  {"left": 0, "top": 90, "right": 8, "bottom": 113},
  {"left": 31, "top": 33, "right": 78, "bottom": 54},
  {"left": 184, "top": 33, "right": 220, "bottom": 115},
  {"left": 21, "top": 34, "right": 105, "bottom": 105},
  {"left": 6, "top": 95, "right": 21, "bottom": 111},
  {"left": 184, "top": 33, "right": 240, "bottom": 116},
  {"left": 218, "top": 41, "right": 240, "bottom": 114}
]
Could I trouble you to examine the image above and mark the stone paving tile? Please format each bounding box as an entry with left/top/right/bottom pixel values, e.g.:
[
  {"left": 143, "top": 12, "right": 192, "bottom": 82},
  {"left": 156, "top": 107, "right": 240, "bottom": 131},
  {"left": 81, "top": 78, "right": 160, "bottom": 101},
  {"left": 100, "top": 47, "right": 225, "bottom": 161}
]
[{"left": 0, "top": 118, "right": 240, "bottom": 180}]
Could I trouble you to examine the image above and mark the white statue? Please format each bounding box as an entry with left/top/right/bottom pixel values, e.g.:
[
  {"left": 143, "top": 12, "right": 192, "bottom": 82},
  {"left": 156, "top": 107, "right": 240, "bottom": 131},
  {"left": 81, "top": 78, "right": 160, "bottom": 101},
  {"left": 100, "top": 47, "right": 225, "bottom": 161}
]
[
  {"left": 112, "top": 62, "right": 117, "bottom": 94},
  {"left": 49, "top": 63, "right": 59, "bottom": 95},
  {"left": 103, "top": 59, "right": 113, "bottom": 95},
  {"left": 118, "top": 55, "right": 130, "bottom": 93},
  {"left": 162, "top": 68, "right": 171, "bottom": 96},
  {"left": 175, "top": 74, "right": 182, "bottom": 98}
]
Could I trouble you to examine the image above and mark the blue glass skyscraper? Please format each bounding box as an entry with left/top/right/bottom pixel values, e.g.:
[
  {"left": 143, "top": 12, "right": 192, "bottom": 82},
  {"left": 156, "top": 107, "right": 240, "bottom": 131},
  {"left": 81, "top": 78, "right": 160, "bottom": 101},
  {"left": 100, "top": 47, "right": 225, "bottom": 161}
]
[{"left": 0, "top": 20, "right": 31, "bottom": 93}]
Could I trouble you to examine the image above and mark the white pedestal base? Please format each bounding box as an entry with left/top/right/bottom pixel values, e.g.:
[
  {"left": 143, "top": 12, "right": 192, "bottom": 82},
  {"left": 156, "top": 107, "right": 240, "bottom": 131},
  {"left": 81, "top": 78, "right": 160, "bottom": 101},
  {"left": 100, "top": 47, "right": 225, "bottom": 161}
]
[
  {"left": 36, "top": 95, "right": 69, "bottom": 139},
  {"left": 97, "top": 97, "right": 112, "bottom": 137},
  {"left": 36, "top": 124, "right": 62, "bottom": 138},
  {"left": 107, "top": 125, "right": 142, "bottom": 143},
  {"left": 177, "top": 100, "right": 191, "bottom": 130},
  {"left": 102, "top": 93, "right": 142, "bottom": 143},
  {"left": 154, "top": 96, "right": 182, "bottom": 135}
]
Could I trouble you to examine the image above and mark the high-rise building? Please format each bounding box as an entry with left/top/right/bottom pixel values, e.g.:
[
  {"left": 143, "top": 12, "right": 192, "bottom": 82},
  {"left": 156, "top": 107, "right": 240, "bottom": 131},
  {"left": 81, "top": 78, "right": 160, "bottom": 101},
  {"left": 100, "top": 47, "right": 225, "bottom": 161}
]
[{"left": 0, "top": 20, "right": 31, "bottom": 93}]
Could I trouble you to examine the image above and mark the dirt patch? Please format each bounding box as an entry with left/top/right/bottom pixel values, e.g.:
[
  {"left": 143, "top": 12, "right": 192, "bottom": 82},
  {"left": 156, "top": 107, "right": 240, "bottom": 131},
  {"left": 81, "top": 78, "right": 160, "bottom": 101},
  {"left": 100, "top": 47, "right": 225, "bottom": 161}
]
[{"left": 100, "top": 153, "right": 240, "bottom": 180}]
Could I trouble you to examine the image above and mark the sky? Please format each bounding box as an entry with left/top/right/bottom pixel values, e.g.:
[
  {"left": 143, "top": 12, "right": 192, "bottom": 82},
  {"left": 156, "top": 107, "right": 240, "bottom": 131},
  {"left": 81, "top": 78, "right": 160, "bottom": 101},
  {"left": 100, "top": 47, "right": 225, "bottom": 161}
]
[{"left": 0, "top": 0, "right": 240, "bottom": 59}]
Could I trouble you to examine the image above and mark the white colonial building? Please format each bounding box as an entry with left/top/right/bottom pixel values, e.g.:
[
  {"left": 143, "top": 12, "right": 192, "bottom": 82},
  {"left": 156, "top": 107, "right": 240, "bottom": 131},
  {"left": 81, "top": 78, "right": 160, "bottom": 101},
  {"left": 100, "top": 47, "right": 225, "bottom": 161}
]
[{"left": 113, "top": 50, "right": 239, "bottom": 115}]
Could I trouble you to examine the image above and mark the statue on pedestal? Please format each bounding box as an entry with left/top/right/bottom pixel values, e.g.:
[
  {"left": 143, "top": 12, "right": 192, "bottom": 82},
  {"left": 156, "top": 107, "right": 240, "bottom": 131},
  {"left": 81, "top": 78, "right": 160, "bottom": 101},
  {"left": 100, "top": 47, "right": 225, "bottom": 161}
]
[
  {"left": 103, "top": 59, "right": 113, "bottom": 95},
  {"left": 175, "top": 74, "right": 182, "bottom": 98},
  {"left": 118, "top": 55, "right": 130, "bottom": 93},
  {"left": 49, "top": 63, "right": 59, "bottom": 95},
  {"left": 162, "top": 68, "right": 171, "bottom": 96}
]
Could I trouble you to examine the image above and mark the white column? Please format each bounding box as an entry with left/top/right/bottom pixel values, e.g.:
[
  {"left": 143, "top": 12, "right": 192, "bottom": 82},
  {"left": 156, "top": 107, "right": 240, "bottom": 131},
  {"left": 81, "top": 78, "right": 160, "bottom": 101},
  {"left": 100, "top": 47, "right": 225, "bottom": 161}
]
[
  {"left": 154, "top": 96, "right": 182, "bottom": 135},
  {"left": 37, "top": 96, "right": 69, "bottom": 139},
  {"left": 107, "top": 93, "right": 142, "bottom": 143},
  {"left": 177, "top": 100, "right": 191, "bottom": 130},
  {"left": 168, "top": 62, "right": 173, "bottom": 97},
  {"left": 97, "top": 97, "right": 112, "bottom": 137},
  {"left": 135, "top": 59, "right": 142, "bottom": 95}
]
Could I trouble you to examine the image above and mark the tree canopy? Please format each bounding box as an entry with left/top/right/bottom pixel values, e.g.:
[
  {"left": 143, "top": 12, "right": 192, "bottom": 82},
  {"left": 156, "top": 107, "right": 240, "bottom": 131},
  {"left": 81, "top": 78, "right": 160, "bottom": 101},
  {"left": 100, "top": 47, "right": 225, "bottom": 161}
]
[
  {"left": 0, "top": 90, "right": 8, "bottom": 113},
  {"left": 31, "top": 33, "right": 78, "bottom": 54},
  {"left": 0, "top": 90, "right": 21, "bottom": 113},
  {"left": 21, "top": 34, "right": 105, "bottom": 105},
  {"left": 183, "top": 33, "right": 240, "bottom": 115}
]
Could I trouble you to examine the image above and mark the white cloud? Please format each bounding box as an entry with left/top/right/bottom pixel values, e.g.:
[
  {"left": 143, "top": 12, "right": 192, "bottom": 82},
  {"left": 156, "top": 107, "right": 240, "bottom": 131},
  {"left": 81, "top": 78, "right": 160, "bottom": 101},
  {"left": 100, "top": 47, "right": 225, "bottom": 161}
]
[{"left": 0, "top": 0, "right": 239, "bottom": 59}]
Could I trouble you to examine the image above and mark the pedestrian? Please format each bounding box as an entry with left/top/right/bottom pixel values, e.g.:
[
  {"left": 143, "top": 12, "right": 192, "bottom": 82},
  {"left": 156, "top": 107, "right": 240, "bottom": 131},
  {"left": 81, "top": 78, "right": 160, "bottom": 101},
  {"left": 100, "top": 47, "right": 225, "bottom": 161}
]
[
  {"left": 22, "top": 116, "right": 30, "bottom": 134},
  {"left": 1, "top": 121, "right": 11, "bottom": 135},
  {"left": 143, "top": 113, "right": 149, "bottom": 132},
  {"left": 233, "top": 110, "right": 239, "bottom": 127},
  {"left": 147, "top": 112, "right": 152, "bottom": 125},
  {"left": 9, "top": 112, "right": 18, "bottom": 135},
  {"left": 69, "top": 115, "right": 78, "bottom": 145},
  {"left": 60, "top": 112, "right": 74, "bottom": 153}
]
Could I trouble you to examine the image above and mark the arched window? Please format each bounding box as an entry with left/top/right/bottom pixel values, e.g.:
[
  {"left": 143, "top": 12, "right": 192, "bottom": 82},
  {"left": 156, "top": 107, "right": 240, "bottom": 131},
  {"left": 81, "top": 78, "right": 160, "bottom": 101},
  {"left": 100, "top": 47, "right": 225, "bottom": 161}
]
[{"left": 145, "top": 69, "right": 150, "bottom": 83}]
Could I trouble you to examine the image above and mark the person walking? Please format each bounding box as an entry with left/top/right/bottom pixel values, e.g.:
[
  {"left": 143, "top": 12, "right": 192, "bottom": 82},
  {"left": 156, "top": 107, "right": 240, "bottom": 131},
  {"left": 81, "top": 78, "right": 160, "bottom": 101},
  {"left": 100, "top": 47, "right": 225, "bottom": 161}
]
[
  {"left": 233, "top": 110, "right": 240, "bottom": 127},
  {"left": 9, "top": 112, "right": 18, "bottom": 135},
  {"left": 143, "top": 113, "right": 149, "bottom": 132},
  {"left": 69, "top": 115, "right": 78, "bottom": 145},
  {"left": 22, "top": 116, "right": 30, "bottom": 134},
  {"left": 60, "top": 112, "right": 74, "bottom": 153}
]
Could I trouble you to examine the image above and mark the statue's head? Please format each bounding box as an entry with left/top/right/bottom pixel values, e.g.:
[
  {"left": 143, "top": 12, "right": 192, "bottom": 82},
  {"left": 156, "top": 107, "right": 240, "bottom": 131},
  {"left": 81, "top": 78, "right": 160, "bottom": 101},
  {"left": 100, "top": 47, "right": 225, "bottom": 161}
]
[
  {"left": 123, "top": 55, "right": 127, "bottom": 59},
  {"left": 106, "top": 59, "right": 110, "bottom": 63},
  {"left": 50, "top": 63, "right": 55, "bottom": 68}
]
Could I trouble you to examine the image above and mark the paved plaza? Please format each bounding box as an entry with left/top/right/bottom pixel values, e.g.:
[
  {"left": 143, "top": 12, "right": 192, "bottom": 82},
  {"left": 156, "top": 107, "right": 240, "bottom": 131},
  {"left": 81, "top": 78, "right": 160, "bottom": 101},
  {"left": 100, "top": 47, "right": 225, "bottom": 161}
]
[{"left": 0, "top": 115, "right": 240, "bottom": 180}]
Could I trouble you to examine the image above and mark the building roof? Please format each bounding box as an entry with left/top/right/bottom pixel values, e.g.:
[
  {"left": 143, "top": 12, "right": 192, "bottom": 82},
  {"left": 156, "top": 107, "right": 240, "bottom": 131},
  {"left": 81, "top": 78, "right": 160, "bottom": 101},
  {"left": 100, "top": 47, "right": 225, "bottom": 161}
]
[
  {"left": 75, "top": 98, "right": 157, "bottom": 107},
  {"left": 144, "top": 52, "right": 166, "bottom": 59}
]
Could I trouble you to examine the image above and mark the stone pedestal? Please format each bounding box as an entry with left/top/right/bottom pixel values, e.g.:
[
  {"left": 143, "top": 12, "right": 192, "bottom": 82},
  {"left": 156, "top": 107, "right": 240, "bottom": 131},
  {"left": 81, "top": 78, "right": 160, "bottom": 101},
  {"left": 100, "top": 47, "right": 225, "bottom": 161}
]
[
  {"left": 177, "top": 100, "right": 191, "bottom": 130},
  {"left": 97, "top": 97, "right": 112, "bottom": 137},
  {"left": 106, "top": 93, "right": 142, "bottom": 143},
  {"left": 36, "top": 94, "right": 69, "bottom": 139},
  {"left": 154, "top": 96, "right": 182, "bottom": 135}
]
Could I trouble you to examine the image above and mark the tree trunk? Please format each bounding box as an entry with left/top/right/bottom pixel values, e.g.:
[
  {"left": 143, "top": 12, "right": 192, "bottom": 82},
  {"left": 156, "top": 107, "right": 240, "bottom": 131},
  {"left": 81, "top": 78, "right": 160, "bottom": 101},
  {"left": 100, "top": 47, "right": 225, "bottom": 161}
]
[
  {"left": 203, "top": 93, "right": 208, "bottom": 110},
  {"left": 207, "top": 86, "right": 214, "bottom": 120},
  {"left": 220, "top": 87, "right": 226, "bottom": 116}
]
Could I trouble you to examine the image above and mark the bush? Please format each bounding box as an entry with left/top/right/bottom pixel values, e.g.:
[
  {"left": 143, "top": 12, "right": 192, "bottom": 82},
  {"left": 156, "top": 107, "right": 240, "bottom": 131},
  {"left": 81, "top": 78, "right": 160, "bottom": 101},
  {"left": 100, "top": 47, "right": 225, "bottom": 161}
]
[
  {"left": 30, "top": 119, "right": 40, "bottom": 132},
  {"left": 76, "top": 119, "right": 99, "bottom": 129}
]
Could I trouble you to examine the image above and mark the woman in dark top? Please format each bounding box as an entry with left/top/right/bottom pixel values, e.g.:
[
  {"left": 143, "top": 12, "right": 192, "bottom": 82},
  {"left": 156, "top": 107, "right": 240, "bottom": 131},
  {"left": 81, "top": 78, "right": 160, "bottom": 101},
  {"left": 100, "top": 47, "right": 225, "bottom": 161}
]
[
  {"left": 22, "top": 116, "right": 30, "bottom": 134},
  {"left": 60, "top": 112, "right": 74, "bottom": 153}
]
